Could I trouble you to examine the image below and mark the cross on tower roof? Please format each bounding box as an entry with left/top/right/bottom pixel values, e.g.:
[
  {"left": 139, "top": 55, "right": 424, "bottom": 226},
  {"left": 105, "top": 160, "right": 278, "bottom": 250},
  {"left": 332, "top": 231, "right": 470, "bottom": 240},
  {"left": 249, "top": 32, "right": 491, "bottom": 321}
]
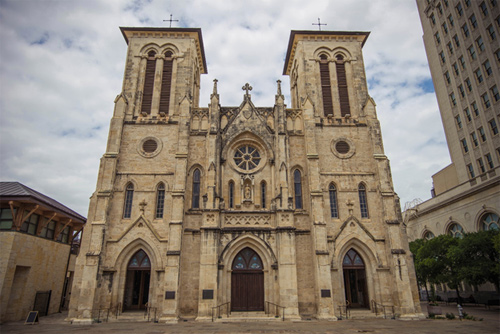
[
  {"left": 163, "top": 14, "right": 179, "bottom": 28},
  {"left": 312, "top": 18, "right": 327, "bottom": 31},
  {"left": 242, "top": 83, "right": 253, "bottom": 96}
]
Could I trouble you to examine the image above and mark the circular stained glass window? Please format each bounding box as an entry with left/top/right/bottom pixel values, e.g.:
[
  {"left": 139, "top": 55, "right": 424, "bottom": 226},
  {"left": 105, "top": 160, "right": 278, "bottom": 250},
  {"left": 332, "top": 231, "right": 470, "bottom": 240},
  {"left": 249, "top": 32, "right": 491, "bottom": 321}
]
[
  {"left": 233, "top": 145, "right": 261, "bottom": 171},
  {"left": 335, "top": 141, "right": 350, "bottom": 154}
]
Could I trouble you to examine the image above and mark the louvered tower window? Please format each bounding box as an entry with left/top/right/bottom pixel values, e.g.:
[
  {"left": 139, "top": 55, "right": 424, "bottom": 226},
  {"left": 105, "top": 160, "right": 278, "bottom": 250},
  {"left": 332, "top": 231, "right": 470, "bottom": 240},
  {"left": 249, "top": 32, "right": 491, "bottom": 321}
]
[
  {"left": 141, "top": 51, "right": 156, "bottom": 114},
  {"left": 336, "top": 55, "right": 351, "bottom": 116},
  {"left": 319, "top": 55, "right": 334, "bottom": 116},
  {"left": 159, "top": 51, "right": 173, "bottom": 115}
]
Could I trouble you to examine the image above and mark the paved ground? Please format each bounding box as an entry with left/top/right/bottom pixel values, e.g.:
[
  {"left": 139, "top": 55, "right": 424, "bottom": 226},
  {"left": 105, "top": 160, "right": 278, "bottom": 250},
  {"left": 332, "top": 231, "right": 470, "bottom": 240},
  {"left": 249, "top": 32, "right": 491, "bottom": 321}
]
[{"left": 1, "top": 302, "right": 498, "bottom": 334}]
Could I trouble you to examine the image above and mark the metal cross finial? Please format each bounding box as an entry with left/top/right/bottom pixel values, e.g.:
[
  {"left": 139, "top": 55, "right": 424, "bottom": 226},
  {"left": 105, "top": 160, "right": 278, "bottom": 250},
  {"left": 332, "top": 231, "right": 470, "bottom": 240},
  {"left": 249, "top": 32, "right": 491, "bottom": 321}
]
[
  {"left": 312, "top": 18, "right": 327, "bottom": 31},
  {"left": 242, "top": 83, "right": 253, "bottom": 96},
  {"left": 163, "top": 14, "right": 179, "bottom": 28}
]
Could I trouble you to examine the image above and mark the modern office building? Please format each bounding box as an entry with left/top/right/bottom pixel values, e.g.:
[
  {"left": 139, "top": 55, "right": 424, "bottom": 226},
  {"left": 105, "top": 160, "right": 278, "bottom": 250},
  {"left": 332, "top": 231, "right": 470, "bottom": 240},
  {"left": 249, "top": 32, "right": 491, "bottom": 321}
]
[{"left": 407, "top": 0, "right": 499, "bottom": 297}]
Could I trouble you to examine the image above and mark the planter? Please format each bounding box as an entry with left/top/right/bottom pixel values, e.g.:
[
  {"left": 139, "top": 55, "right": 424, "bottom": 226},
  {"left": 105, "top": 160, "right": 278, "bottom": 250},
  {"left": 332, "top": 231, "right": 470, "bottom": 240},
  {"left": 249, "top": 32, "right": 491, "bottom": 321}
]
[{"left": 427, "top": 305, "right": 442, "bottom": 315}]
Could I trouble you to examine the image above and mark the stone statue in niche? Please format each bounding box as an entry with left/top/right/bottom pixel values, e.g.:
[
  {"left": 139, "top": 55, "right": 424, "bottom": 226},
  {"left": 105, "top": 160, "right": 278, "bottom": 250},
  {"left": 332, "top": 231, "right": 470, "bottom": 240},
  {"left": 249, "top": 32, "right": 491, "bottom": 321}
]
[{"left": 244, "top": 184, "right": 251, "bottom": 200}]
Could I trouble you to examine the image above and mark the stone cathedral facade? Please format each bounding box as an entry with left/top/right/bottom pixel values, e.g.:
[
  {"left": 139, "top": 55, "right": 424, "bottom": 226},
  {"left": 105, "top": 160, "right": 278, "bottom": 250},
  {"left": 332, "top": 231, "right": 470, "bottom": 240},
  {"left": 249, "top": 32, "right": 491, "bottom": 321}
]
[{"left": 68, "top": 27, "right": 423, "bottom": 323}]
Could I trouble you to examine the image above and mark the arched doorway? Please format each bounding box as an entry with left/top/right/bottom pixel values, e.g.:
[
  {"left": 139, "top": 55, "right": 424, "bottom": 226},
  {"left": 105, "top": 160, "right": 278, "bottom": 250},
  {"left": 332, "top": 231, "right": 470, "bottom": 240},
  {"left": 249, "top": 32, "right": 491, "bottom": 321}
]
[
  {"left": 124, "top": 250, "right": 151, "bottom": 310},
  {"left": 231, "top": 247, "right": 264, "bottom": 311},
  {"left": 343, "top": 248, "right": 368, "bottom": 308}
]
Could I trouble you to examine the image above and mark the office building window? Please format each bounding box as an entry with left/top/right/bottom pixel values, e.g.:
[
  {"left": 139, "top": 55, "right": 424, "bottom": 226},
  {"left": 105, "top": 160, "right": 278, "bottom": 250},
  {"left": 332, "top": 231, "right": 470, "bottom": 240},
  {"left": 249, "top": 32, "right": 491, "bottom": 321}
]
[
  {"left": 462, "top": 23, "right": 470, "bottom": 37},
  {"left": 491, "top": 85, "right": 500, "bottom": 101},
  {"left": 471, "top": 102, "right": 479, "bottom": 116},
  {"left": 485, "top": 153, "right": 494, "bottom": 169},
  {"left": 479, "top": 127, "right": 487, "bottom": 142},
  {"left": 487, "top": 25, "right": 496, "bottom": 40},
  {"left": 456, "top": 115, "right": 463, "bottom": 128},
  {"left": 461, "top": 138, "right": 469, "bottom": 153},
  {"left": 489, "top": 119, "right": 498, "bottom": 135},
  {"left": 468, "top": 45, "right": 476, "bottom": 59},
  {"left": 482, "top": 93, "right": 491, "bottom": 108},
  {"left": 470, "top": 14, "right": 478, "bottom": 29},
  {"left": 467, "top": 164, "right": 475, "bottom": 178},
  {"left": 471, "top": 132, "right": 479, "bottom": 147},
  {"left": 476, "top": 36, "right": 485, "bottom": 52},
  {"left": 465, "top": 107, "right": 472, "bottom": 121},
  {"left": 475, "top": 68, "right": 483, "bottom": 83},
  {"left": 465, "top": 78, "right": 472, "bottom": 91}
]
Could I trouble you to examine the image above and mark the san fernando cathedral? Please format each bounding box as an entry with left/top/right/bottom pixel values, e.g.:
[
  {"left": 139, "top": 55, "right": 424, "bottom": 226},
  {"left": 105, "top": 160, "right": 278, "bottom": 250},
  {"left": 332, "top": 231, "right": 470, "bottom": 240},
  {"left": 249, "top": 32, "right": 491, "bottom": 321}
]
[{"left": 68, "top": 26, "right": 423, "bottom": 323}]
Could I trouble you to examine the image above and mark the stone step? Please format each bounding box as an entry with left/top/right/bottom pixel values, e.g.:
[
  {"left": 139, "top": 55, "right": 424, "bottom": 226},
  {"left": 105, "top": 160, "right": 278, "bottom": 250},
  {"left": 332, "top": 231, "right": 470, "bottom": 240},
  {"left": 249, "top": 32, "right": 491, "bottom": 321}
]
[
  {"left": 346, "top": 309, "right": 389, "bottom": 319},
  {"left": 214, "top": 311, "right": 284, "bottom": 322},
  {"left": 108, "top": 311, "right": 151, "bottom": 323}
]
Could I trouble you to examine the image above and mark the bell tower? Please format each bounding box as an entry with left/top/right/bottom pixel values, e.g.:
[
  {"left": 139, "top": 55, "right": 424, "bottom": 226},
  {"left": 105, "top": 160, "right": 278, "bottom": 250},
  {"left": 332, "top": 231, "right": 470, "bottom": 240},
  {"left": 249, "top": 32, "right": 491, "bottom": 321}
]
[{"left": 68, "top": 27, "right": 207, "bottom": 323}]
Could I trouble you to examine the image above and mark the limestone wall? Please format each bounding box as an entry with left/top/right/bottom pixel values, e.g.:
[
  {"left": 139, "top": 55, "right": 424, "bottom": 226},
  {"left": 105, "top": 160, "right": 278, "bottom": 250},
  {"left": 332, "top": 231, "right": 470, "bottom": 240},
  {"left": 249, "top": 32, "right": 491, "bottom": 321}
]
[{"left": 0, "top": 232, "right": 71, "bottom": 323}]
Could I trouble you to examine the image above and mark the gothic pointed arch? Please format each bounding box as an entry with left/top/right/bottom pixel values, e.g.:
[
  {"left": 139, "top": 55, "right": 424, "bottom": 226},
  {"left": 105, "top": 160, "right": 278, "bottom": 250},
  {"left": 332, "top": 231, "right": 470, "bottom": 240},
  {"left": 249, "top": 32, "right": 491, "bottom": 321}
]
[{"left": 219, "top": 233, "right": 277, "bottom": 269}]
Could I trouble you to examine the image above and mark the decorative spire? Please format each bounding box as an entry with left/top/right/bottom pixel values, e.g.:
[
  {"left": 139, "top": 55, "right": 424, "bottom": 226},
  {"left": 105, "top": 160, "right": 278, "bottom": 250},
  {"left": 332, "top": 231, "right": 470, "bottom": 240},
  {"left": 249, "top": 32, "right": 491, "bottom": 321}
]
[
  {"left": 276, "top": 80, "right": 282, "bottom": 96},
  {"left": 212, "top": 79, "right": 218, "bottom": 95}
]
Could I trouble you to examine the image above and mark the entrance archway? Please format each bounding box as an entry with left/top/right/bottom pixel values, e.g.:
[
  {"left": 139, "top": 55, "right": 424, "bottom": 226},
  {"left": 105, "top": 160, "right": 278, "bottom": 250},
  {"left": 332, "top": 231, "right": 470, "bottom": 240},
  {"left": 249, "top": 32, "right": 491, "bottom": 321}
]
[
  {"left": 231, "top": 247, "right": 264, "bottom": 311},
  {"left": 343, "top": 248, "right": 368, "bottom": 308},
  {"left": 124, "top": 249, "right": 151, "bottom": 310}
]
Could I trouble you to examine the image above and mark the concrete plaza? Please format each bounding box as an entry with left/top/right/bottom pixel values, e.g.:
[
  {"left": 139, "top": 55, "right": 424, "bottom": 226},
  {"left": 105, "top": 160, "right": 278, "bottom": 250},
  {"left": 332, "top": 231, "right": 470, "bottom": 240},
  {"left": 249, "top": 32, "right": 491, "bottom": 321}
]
[{"left": 1, "top": 302, "right": 498, "bottom": 334}]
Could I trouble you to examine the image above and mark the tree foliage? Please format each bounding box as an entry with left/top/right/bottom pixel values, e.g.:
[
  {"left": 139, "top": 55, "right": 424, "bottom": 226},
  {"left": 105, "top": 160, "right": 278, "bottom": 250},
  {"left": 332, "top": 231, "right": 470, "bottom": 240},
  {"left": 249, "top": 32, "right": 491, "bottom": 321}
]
[{"left": 410, "top": 230, "right": 500, "bottom": 298}]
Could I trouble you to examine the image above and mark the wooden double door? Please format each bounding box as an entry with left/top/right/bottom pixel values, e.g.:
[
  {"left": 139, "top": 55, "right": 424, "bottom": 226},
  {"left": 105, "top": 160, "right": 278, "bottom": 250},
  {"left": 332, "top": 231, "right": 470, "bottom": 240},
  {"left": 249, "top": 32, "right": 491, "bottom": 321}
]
[
  {"left": 231, "top": 248, "right": 264, "bottom": 311},
  {"left": 343, "top": 248, "right": 369, "bottom": 308},
  {"left": 124, "top": 250, "right": 151, "bottom": 310}
]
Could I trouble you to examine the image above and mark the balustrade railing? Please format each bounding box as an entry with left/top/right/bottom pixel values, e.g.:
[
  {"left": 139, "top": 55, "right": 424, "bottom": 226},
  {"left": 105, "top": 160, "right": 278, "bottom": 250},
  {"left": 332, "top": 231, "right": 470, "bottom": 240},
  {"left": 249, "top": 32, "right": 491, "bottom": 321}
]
[
  {"left": 371, "top": 300, "right": 395, "bottom": 319},
  {"left": 265, "top": 301, "right": 285, "bottom": 321},
  {"left": 211, "top": 302, "right": 231, "bottom": 322}
]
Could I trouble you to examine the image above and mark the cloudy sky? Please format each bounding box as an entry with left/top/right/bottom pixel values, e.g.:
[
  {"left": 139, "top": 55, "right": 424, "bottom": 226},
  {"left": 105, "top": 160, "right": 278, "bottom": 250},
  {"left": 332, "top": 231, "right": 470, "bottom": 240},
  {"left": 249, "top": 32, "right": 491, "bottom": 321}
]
[{"left": 0, "top": 0, "right": 449, "bottom": 217}]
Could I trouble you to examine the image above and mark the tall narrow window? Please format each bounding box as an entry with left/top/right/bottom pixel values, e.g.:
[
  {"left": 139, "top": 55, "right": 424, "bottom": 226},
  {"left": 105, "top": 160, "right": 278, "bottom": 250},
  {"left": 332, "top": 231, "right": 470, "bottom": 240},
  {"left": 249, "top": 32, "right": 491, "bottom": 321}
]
[
  {"left": 319, "top": 55, "right": 333, "bottom": 116},
  {"left": 155, "top": 183, "right": 165, "bottom": 218},
  {"left": 358, "top": 183, "right": 369, "bottom": 218},
  {"left": 261, "top": 181, "right": 266, "bottom": 209},
  {"left": 294, "top": 169, "right": 303, "bottom": 209},
  {"left": 336, "top": 55, "right": 350, "bottom": 116},
  {"left": 229, "top": 181, "right": 234, "bottom": 209},
  {"left": 123, "top": 183, "right": 134, "bottom": 218},
  {"left": 329, "top": 183, "right": 338, "bottom": 218},
  {"left": 192, "top": 169, "right": 201, "bottom": 209},
  {"left": 159, "top": 51, "right": 173, "bottom": 115},
  {"left": 141, "top": 51, "right": 156, "bottom": 114}
]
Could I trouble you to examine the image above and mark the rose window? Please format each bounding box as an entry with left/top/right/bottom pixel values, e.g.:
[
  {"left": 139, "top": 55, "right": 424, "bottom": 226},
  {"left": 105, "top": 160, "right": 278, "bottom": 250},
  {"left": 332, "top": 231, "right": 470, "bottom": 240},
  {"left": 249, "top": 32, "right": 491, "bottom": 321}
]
[{"left": 234, "top": 145, "right": 261, "bottom": 171}]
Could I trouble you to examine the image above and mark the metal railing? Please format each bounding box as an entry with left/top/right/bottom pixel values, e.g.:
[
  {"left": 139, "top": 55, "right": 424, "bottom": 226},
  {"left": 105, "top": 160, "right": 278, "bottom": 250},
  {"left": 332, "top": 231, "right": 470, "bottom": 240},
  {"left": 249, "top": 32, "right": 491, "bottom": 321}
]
[
  {"left": 92, "top": 308, "right": 110, "bottom": 323},
  {"left": 371, "top": 300, "right": 395, "bottom": 319},
  {"left": 114, "top": 302, "right": 122, "bottom": 319},
  {"left": 337, "top": 304, "right": 350, "bottom": 319},
  {"left": 265, "top": 301, "right": 285, "bottom": 321},
  {"left": 144, "top": 306, "right": 158, "bottom": 322},
  {"left": 211, "top": 302, "right": 231, "bottom": 322}
]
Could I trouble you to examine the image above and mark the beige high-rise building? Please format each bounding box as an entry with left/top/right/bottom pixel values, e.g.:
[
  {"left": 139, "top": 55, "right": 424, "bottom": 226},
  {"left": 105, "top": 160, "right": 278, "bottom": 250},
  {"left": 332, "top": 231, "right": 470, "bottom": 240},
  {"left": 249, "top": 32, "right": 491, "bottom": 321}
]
[
  {"left": 407, "top": 0, "right": 499, "bottom": 297},
  {"left": 68, "top": 26, "right": 423, "bottom": 323}
]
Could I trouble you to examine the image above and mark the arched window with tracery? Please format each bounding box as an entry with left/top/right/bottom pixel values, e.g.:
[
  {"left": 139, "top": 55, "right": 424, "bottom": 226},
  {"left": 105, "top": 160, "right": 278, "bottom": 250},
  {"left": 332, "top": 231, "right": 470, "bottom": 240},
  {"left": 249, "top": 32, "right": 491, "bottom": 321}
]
[
  {"left": 329, "top": 183, "right": 338, "bottom": 218},
  {"left": 128, "top": 249, "right": 151, "bottom": 269},
  {"left": 232, "top": 248, "right": 263, "bottom": 270},
  {"left": 141, "top": 51, "right": 156, "bottom": 114},
  {"left": 192, "top": 169, "right": 201, "bottom": 209},
  {"left": 123, "top": 183, "right": 134, "bottom": 218},
  {"left": 159, "top": 51, "right": 173, "bottom": 115},
  {"left": 229, "top": 181, "right": 235, "bottom": 209},
  {"left": 448, "top": 223, "right": 464, "bottom": 238},
  {"left": 480, "top": 212, "right": 499, "bottom": 231},
  {"left": 155, "top": 183, "right": 165, "bottom": 218},
  {"left": 336, "top": 54, "right": 351, "bottom": 116},
  {"left": 358, "top": 183, "right": 369, "bottom": 218},
  {"left": 423, "top": 231, "right": 435, "bottom": 240},
  {"left": 294, "top": 169, "right": 303, "bottom": 209},
  {"left": 319, "top": 54, "right": 333, "bottom": 116}
]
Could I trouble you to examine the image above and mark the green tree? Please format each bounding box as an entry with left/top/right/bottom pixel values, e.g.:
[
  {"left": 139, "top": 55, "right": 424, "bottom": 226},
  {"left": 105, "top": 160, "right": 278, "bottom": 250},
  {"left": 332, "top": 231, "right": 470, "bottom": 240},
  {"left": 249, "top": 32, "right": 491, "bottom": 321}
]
[
  {"left": 412, "top": 235, "right": 461, "bottom": 302},
  {"left": 449, "top": 229, "right": 500, "bottom": 292}
]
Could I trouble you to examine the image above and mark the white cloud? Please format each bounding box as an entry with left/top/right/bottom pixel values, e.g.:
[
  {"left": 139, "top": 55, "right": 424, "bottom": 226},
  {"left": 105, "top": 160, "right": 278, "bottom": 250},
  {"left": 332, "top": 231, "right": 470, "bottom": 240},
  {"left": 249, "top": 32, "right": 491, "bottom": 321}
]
[{"left": 0, "top": 0, "right": 448, "bottom": 216}]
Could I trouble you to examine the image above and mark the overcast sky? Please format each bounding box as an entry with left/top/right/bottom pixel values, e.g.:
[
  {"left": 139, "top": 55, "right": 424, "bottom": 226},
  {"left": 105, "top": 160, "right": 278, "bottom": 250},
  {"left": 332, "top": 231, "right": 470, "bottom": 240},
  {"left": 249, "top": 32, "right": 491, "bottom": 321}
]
[{"left": 0, "top": 0, "right": 449, "bottom": 217}]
